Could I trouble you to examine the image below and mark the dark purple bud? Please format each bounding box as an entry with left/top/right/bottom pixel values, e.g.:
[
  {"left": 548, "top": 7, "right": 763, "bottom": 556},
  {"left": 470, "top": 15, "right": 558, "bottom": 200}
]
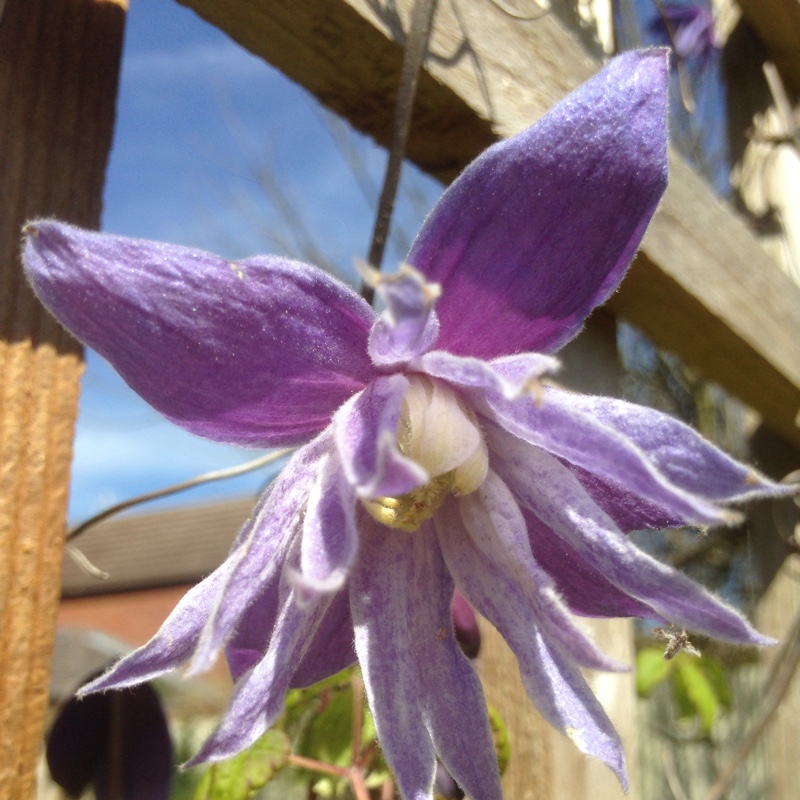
[
  {"left": 451, "top": 589, "right": 481, "bottom": 659},
  {"left": 47, "top": 671, "right": 173, "bottom": 799}
]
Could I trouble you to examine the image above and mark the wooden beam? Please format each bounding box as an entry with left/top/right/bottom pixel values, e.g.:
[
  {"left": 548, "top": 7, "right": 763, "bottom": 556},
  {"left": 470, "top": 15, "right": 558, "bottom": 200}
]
[
  {"left": 0, "top": 0, "right": 125, "bottom": 795},
  {"left": 738, "top": 0, "right": 800, "bottom": 95},
  {"left": 178, "top": 0, "right": 800, "bottom": 445}
]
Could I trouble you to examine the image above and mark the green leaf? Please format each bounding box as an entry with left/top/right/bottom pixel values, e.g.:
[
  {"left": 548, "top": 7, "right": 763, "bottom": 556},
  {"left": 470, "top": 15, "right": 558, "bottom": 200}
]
[
  {"left": 487, "top": 703, "right": 511, "bottom": 776},
  {"left": 673, "top": 656, "right": 719, "bottom": 732},
  {"left": 192, "top": 729, "right": 291, "bottom": 800},
  {"left": 635, "top": 648, "right": 673, "bottom": 696},
  {"left": 698, "top": 656, "right": 732, "bottom": 711}
]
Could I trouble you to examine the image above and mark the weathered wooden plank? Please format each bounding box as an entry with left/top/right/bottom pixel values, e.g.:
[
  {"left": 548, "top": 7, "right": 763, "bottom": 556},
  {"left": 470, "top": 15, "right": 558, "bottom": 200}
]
[
  {"left": 738, "top": 0, "right": 800, "bottom": 95},
  {"left": 0, "top": 0, "right": 125, "bottom": 795},
  {"left": 178, "top": 0, "right": 800, "bottom": 445}
]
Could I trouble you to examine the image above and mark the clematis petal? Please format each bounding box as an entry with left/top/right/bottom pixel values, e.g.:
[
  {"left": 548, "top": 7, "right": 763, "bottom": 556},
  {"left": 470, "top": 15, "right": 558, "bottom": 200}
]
[
  {"left": 550, "top": 390, "right": 793, "bottom": 505},
  {"left": 494, "top": 436, "right": 773, "bottom": 646},
  {"left": 188, "top": 430, "right": 333, "bottom": 676},
  {"left": 445, "top": 475, "right": 626, "bottom": 671},
  {"left": 225, "top": 576, "right": 355, "bottom": 688},
  {"left": 482, "top": 391, "right": 735, "bottom": 526},
  {"left": 23, "top": 220, "right": 376, "bottom": 447},
  {"left": 417, "top": 350, "right": 559, "bottom": 399},
  {"left": 297, "top": 449, "right": 358, "bottom": 598},
  {"left": 334, "top": 375, "right": 428, "bottom": 498},
  {"left": 80, "top": 556, "right": 233, "bottom": 694},
  {"left": 406, "top": 49, "right": 668, "bottom": 359},
  {"left": 366, "top": 263, "right": 441, "bottom": 366},
  {"left": 350, "top": 516, "right": 502, "bottom": 800},
  {"left": 435, "top": 500, "right": 627, "bottom": 786},
  {"left": 521, "top": 507, "right": 662, "bottom": 619},
  {"left": 188, "top": 578, "right": 335, "bottom": 766}
]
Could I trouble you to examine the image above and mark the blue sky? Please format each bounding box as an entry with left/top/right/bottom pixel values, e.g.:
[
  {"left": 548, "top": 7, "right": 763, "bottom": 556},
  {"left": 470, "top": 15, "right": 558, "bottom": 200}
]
[{"left": 69, "top": 0, "right": 441, "bottom": 521}]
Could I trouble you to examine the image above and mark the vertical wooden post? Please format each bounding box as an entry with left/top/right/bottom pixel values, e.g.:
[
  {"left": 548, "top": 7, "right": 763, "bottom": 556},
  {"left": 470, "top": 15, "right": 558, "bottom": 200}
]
[{"left": 0, "top": 0, "right": 126, "bottom": 796}]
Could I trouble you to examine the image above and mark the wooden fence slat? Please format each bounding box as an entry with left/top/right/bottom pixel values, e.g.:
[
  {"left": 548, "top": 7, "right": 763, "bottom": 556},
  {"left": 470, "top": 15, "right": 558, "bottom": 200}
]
[
  {"left": 179, "top": 0, "right": 800, "bottom": 446},
  {"left": 0, "top": 0, "right": 126, "bottom": 795}
]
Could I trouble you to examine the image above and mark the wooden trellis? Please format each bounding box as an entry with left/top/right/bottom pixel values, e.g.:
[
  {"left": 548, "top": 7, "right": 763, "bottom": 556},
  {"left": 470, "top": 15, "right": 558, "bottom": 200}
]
[{"left": 2, "top": 0, "right": 800, "bottom": 797}]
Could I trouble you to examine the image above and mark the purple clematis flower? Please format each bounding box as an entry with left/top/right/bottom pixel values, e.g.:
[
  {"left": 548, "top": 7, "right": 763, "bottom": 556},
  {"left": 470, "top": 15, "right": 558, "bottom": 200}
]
[{"left": 24, "top": 50, "right": 793, "bottom": 800}]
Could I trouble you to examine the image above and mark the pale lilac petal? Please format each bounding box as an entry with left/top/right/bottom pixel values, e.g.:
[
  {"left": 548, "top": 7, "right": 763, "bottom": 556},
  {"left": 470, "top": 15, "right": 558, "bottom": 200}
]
[
  {"left": 225, "top": 579, "right": 355, "bottom": 688},
  {"left": 494, "top": 436, "right": 773, "bottom": 646},
  {"left": 24, "top": 221, "right": 376, "bottom": 447},
  {"left": 435, "top": 500, "right": 627, "bottom": 786},
  {"left": 407, "top": 50, "right": 668, "bottom": 358},
  {"left": 521, "top": 508, "right": 661, "bottom": 619},
  {"left": 334, "top": 376, "right": 428, "bottom": 498},
  {"left": 188, "top": 430, "right": 333, "bottom": 675},
  {"left": 451, "top": 589, "right": 481, "bottom": 659},
  {"left": 552, "top": 390, "right": 793, "bottom": 504},
  {"left": 483, "top": 391, "right": 734, "bottom": 526},
  {"left": 367, "top": 265, "right": 441, "bottom": 366},
  {"left": 80, "top": 558, "right": 232, "bottom": 694},
  {"left": 297, "top": 449, "right": 358, "bottom": 597},
  {"left": 437, "top": 480, "right": 626, "bottom": 672},
  {"left": 416, "top": 350, "right": 559, "bottom": 398},
  {"left": 351, "top": 516, "right": 502, "bottom": 800},
  {"left": 188, "top": 580, "right": 335, "bottom": 766}
]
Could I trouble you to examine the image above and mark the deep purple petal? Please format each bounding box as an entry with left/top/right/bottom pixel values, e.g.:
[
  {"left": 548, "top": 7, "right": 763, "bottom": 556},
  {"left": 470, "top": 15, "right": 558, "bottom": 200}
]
[
  {"left": 297, "top": 449, "right": 358, "bottom": 597},
  {"left": 493, "top": 437, "right": 773, "bottom": 646},
  {"left": 551, "top": 390, "right": 792, "bottom": 505},
  {"left": 451, "top": 589, "right": 481, "bottom": 659},
  {"left": 434, "top": 500, "right": 628, "bottom": 786},
  {"left": 188, "top": 430, "right": 333, "bottom": 675},
  {"left": 24, "top": 221, "right": 376, "bottom": 447},
  {"left": 406, "top": 50, "right": 668, "bottom": 358},
  {"left": 367, "top": 264, "right": 441, "bottom": 366},
  {"left": 188, "top": 578, "right": 335, "bottom": 766},
  {"left": 350, "top": 516, "right": 502, "bottom": 800},
  {"left": 334, "top": 375, "right": 428, "bottom": 498},
  {"left": 436, "top": 479, "right": 626, "bottom": 673}
]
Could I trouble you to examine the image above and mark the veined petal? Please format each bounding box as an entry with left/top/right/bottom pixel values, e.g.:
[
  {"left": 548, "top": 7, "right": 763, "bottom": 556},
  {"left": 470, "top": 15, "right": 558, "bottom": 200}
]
[
  {"left": 350, "top": 516, "right": 501, "bottom": 800},
  {"left": 80, "top": 556, "right": 233, "bottom": 694},
  {"left": 552, "top": 390, "right": 794, "bottom": 504},
  {"left": 297, "top": 449, "right": 358, "bottom": 598},
  {"left": 521, "top": 507, "right": 661, "bottom": 619},
  {"left": 366, "top": 263, "right": 441, "bottom": 366},
  {"left": 435, "top": 498, "right": 627, "bottom": 786},
  {"left": 406, "top": 50, "right": 668, "bottom": 358},
  {"left": 334, "top": 375, "right": 428, "bottom": 498},
  {"left": 494, "top": 436, "right": 773, "bottom": 646},
  {"left": 225, "top": 576, "right": 356, "bottom": 688},
  {"left": 441, "top": 476, "right": 626, "bottom": 671},
  {"left": 416, "top": 350, "right": 559, "bottom": 399},
  {"left": 24, "top": 221, "right": 376, "bottom": 447},
  {"left": 188, "top": 578, "right": 335, "bottom": 766},
  {"left": 188, "top": 430, "right": 333, "bottom": 676},
  {"left": 483, "top": 390, "right": 734, "bottom": 526}
]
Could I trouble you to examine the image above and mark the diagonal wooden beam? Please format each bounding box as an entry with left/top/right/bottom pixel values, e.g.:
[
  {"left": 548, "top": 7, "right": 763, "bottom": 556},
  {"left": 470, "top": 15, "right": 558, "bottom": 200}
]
[
  {"left": 0, "top": 0, "right": 126, "bottom": 795},
  {"left": 179, "top": 0, "right": 800, "bottom": 446}
]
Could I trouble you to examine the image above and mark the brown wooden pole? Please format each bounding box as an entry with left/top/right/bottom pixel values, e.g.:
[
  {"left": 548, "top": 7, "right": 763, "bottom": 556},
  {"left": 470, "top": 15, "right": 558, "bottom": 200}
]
[{"left": 0, "top": 0, "right": 126, "bottom": 795}]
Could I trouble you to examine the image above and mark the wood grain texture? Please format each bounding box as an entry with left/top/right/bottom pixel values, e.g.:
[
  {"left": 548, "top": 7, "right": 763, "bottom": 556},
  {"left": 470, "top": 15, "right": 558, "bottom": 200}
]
[
  {"left": 179, "top": 0, "right": 800, "bottom": 444},
  {"left": 738, "top": 0, "right": 800, "bottom": 95},
  {"left": 0, "top": 0, "right": 125, "bottom": 795}
]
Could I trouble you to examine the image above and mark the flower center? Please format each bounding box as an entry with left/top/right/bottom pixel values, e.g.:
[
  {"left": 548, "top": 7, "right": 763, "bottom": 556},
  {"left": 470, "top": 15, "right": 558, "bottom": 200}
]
[{"left": 362, "top": 376, "right": 488, "bottom": 531}]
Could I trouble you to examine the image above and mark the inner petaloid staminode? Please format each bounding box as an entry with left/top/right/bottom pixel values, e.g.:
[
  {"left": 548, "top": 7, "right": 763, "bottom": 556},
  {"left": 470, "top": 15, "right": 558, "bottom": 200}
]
[{"left": 362, "top": 376, "right": 488, "bottom": 531}]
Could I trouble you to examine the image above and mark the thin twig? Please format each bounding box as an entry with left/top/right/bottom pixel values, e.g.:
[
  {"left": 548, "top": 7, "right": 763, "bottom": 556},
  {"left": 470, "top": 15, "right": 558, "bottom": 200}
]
[
  {"left": 287, "top": 753, "right": 351, "bottom": 778},
  {"left": 705, "top": 607, "right": 800, "bottom": 800},
  {"left": 361, "top": 0, "right": 439, "bottom": 303},
  {"left": 350, "top": 767, "right": 372, "bottom": 800},
  {"left": 381, "top": 776, "right": 395, "bottom": 800},
  {"left": 67, "top": 449, "right": 293, "bottom": 543}
]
